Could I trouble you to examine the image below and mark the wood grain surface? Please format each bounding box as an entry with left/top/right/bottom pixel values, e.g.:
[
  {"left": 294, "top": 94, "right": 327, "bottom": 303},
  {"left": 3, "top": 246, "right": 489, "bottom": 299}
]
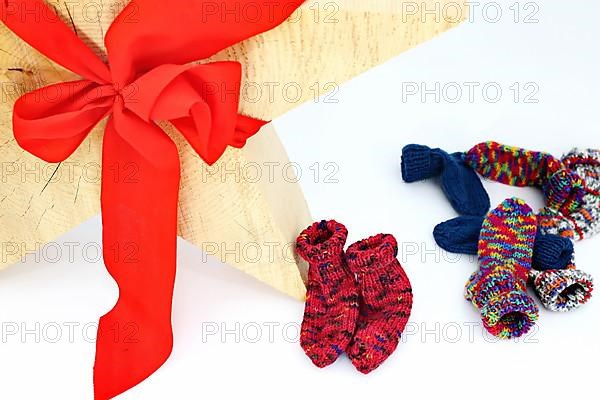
[{"left": 0, "top": 0, "right": 467, "bottom": 299}]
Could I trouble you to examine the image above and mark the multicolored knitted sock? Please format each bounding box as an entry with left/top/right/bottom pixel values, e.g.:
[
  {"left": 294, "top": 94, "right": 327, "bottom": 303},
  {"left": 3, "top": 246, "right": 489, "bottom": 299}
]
[
  {"left": 563, "top": 148, "right": 600, "bottom": 192},
  {"left": 401, "top": 144, "right": 490, "bottom": 216},
  {"left": 435, "top": 214, "right": 593, "bottom": 311},
  {"left": 538, "top": 206, "right": 600, "bottom": 240},
  {"left": 434, "top": 216, "right": 574, "bottom": 271},
  {"left": 539, "top": 148, "right": 600, "bottom": 240},
  {"left": 530, "top": 149, "right": 598, "bottom": 310},
  {"left": 345, "top": 234, "right": 413, "bottom": 374},
  {"left": 529, "top": 269, "right": 593, "bottom": 312},
  {"left": 296, "top": 220, "right": 359, "bottom": 368},
  {"left": 464, "top": 141, "right": 562, "bottom": 187},
  {"left": 465, "top": 198, "right": 539, "bottom": 339},
  {"left": 464, "top": 141, "right": 586, "bottom": 213},
  {"left": 435, "top": 215, "right": 594, "bottom": 310}
]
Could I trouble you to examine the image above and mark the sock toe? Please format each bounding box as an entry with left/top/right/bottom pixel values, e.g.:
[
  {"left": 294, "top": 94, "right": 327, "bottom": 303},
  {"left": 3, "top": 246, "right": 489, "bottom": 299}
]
[
  {"left": 532, "top": 233, "right": 574, "bottom": 270},
  {"left": 433, "top": 216, "right": 483, "bottom": 255},
  {"left": 347, "top": 323, "right": 400, "bottom": 374}
]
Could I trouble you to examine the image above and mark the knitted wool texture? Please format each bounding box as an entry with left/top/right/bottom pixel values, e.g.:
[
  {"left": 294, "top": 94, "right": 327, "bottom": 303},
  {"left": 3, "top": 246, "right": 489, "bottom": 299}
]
[
  {"left": 345, "top": 234, "right": 413, "bottom": 374},
  {"left": 434, "top": 216, "right": 594, "bottom": 311},
  {"left": 401, "top": 144, "right": 490, "bottom": 216},
  {"left": 464, "top": 141, "right": 587, "bottom": 214},
  {"left": 296, "top": 220, "right": 359, "bottom": 368},
  {"left": 539, "top": 148, "right": 600, "bottom": 240},
  {"left": 460, "top": 143, "right": 598, "bottom": 309},
  {"left": 433, "top": 215, "right": 574, "bottom": 271},
  {"left": 465, "top": 198, "right": 539, "bottom": 339},
  {"left": 465, "top": 141, "right": 562, "bottom": 187},
  {"left": 529, "top": 269, "right": 593, "bottom": 312}
]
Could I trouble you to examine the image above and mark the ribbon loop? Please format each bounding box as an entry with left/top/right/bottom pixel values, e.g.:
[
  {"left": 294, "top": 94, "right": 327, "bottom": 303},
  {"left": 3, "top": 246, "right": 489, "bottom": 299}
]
[
  {"left": 125, "top": 61, "right": 266, "bottom": 165},
  {"left": 105, "top": 0, "right": 305, "bottom": 86},
  {"left": 123, "top": 63, "right": 202, "bottom": 122},
  {"left": 13, "top": 80, "right": 114, "bottom": 162}
]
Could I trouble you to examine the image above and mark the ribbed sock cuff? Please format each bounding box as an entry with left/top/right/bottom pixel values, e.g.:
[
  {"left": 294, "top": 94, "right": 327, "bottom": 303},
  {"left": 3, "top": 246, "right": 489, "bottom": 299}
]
[
  {"left": 479, "top": 290, "right": 539, "bottom": 339},
  {"left": 346, "top": 233, "right": 398, "bottom": 274},
  {"left": 530, "top": 269, "right": 593, "bottom": 312},
  {"left": 401, "top": 144, "right": 445, "bottom": 183}
]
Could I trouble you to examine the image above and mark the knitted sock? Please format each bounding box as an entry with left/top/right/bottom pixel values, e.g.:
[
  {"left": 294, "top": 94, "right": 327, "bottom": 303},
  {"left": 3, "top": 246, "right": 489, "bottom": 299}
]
[
  {"left": 562, "top": 148, "right": 600, "bottom": 192},
  {"left": 530, "top": 149, "right": 598, "bottom": 310},
  {"left": 296, "top": 220, "right": 359, "bottom": 368},
  {"left": 435, "top": 215, "right": 592, "bottom": 311},
  {"left": 531, "top": 234, "right": 574, "bottom": 271},
  {"left": 434, "top": 216, "right": 574, "bottom": 271},
  {"left": 465, "top": 198, "right": 539, "bottom": 339},
  {"left": 345, "top": 234, "right": 412, "bottom": 374},
  {"left": 538, "top": 206, "right": 600, "bottom": 240},
  {"left": 464, "top": 142, "right": 586, "bottom": 213},
  {"left": 543, "top": 169, "right": 586, "bottom": 214},
  {"left": 529, "top": 269, "right": 593, "bottom": 312},
  {"left": 433, "top": 215, "right": 482, "bottom": 255},
  {"left": 562, "top": 149, "right": 600, "bottom": 237},
  {"left": 401, "top": 144, "right": 490, "bottom": 216},
  {"left": 539, "top": 148, "right": 600, "bottom": 240},
  {"left": 464, "top": 141, "right": 562, "bottom": 187}
]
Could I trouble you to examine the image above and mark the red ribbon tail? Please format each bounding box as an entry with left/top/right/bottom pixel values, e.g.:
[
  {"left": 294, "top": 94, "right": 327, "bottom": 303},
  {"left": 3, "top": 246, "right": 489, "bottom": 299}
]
[{"left": 94, "top": 110, "right": 181, "bottom": 399}]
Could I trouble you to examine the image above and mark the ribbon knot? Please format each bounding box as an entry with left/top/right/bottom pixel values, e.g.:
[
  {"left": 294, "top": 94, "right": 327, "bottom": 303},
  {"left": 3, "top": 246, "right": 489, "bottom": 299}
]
[
  {"left": 13, "top": 60, "right": 260, "bottom": 166},
  {"left": 112, "top": 82, "right": 122, "bottom": 94},
  {"left": 2, "top": 0, "right": 304, "bottom": 398}
]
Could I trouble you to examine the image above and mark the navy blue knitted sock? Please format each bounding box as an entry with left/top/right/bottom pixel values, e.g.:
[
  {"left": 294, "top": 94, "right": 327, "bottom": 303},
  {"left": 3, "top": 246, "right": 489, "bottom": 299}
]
[
  {"left": 401, "top": 144, "right": 445, "bottom": 182},
  {"left": 401, "top": 144, "right": 490, "bottom": 216},
  {"left": 531, "top": 233, "right": 574, "bottom": 271},
  {"left": 434, "top": 216, "right": 574, "bottom": 271},
  {"left": 432, "top": 215, "right": 481, "bottom": 254}
]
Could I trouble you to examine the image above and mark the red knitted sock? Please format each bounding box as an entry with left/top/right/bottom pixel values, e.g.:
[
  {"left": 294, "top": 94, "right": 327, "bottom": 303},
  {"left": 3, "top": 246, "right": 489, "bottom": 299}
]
[
  {"left": 296, "top": 220, "right": 360, "bottom": 368},
  {"left": 345, "top": 234, "right": 413, "bottom": 374}
]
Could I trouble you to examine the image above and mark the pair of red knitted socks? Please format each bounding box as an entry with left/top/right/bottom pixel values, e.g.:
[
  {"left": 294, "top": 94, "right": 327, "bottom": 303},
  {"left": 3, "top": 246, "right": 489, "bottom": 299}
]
[{"left": 295, "top": 220, "right": 413, "bottom": 374}]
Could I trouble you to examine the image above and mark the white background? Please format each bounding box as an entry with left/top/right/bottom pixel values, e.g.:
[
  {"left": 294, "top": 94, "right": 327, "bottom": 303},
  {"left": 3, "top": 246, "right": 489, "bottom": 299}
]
[{"left": 1, "top": 1, "right": 600, "bottom": 398}]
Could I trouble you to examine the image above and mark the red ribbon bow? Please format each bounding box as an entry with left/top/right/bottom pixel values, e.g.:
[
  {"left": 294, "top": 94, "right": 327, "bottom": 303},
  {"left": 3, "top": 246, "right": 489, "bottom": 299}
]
[{"left": 1, "top": 0, "right": 303, "bottom": 398}]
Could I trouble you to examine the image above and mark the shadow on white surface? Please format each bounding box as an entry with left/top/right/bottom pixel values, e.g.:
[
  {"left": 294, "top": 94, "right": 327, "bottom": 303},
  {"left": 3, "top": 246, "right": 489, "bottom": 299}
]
[{"left": 2, "top": 0, "right": 600, "bottom": 398}]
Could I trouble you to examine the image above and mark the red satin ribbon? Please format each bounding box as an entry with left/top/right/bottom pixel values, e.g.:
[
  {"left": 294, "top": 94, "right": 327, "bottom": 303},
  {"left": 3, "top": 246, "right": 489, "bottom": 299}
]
[{"left": 1, "top": 0, "right": 304, "bottom": 398}]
